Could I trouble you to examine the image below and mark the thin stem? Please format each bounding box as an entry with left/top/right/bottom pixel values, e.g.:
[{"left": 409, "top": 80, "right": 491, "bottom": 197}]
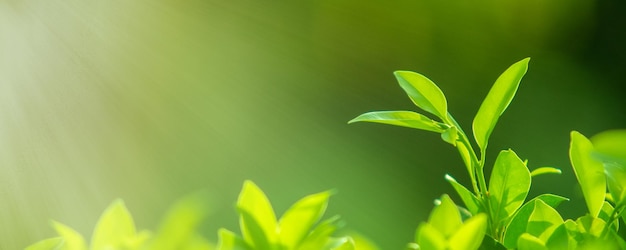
[{"left": 444, "top": 114, "right": 481, "bottom": 195}]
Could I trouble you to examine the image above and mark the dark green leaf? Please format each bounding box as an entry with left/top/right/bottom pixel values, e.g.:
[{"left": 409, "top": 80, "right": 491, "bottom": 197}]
[
  {"left": 348, "top": 111, "right": 446, "bottom": 133},
  {"left": 570, "top": 131, "right": 606, "bottom": 218},
  {"left": 394, "top": 71, "right": 448, "bottom": 120},
  {"left": 472, "top": 58, "right": 530, "bottom": 152}
]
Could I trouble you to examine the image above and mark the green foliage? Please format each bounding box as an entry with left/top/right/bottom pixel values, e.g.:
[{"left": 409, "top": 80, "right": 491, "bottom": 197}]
[
  {"left": 218, "top": 180, "right": 374, "bottom": 250},
  {"left": 351, "top": 58, "right": 626, "bottom": 249},
  {"left": 28, "top": 59, "right": 626, "bottom": 250}
]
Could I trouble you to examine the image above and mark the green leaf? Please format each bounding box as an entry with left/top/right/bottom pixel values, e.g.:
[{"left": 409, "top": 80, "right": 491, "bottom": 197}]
[
  {"left": 599, "top": 201, "right": 619, "bottom": 232},
  {"left": 441, "top": 126, "right": 459, "bottom": 146},
  {"left": 517, "top": 233, "right": 547, "bottom": 250},
  {"left": 298, "top": 216, "right": 342, "bottom": 250},
  {"left": 502, "top": 194, "right": 569, "bottom": 249},
  {"left": 327, "top": 237, "right": 355, "bottom": 250},
  {"left": 147, "top": 193, "right": 210, "bottom": 250},
  {"left": 393, "top": 71, "right": 448, "bottom": 120},
  {"left": 448, "top": 214, "right": 488, "bottom": 250},
  {"left": 576, "top": 215, "right": 606, "bottom": 238},
  {"left": 472, "top": 58, "right": 530, "bottom": 152},
  {"left": 428, "top": 194, "right": 463, "bottom": 238},
  {"left": 51, "top": 221, "right": 87, "bottom": 250},
  {"left": 604, "top": 162, "right": 626, "bottom": 207},
  {"left": 217, "top": 228, "right": 251, "bottom": 250},
  {"left": 570, "top": 131, "right": 606, "bottom": 218},
  {"left": 24, "top": 237, "right": 63, "bottom": 250},
  {"left": 527, "top": 200, "right": 563, "bottom": 238},
  {"left": 591, "top": 129, "right": 626, "bottom": 166},
  {"left": 237, "top": 181, "right": 278, "bottom": 248},
  {"left": 238, "top": 208, "right": 274, "bottom": 250},
  {"left": 545, "top": 224, "right": 570, "bottom": 250},
  {"left": 278, "top": 190, "right": 332, "bottom": 249},
  {"left": 348, "top": 111, "right": 446, "bottom": 133},
  {"left": 530, "top": 167, "right": 562, "bottom": 177},
  {"left": 415, "top": 223, "right": 446, "bottom": 250},
  {"left": 488, "top": 149, "right": 531, "bottom": 229},
  {"left": 445, "top": 174, "right": 480, "bottom": 215},
  {"left": 91, "top": 199, "right": 137, "bottom": 250}
]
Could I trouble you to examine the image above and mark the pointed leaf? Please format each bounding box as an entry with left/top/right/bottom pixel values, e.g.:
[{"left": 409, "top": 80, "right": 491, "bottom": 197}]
[
  {"left": 428, "top": 194, "right": 463, "bottom": 238},
  {"left": 348, "top": 111, "right": 446, "bottom": 133},
  {"left": 488, "top": 150, "right": 531, "bottom": 228},
  {"left": 570, "top": 131, "right": 606, "bottom": 217},
  {"left": 415, "top": 223, "right": 446, "bottom": 250},
  {"left": 502, "top": 194, "right": 569, "bottom": 249},
  {"left": 148, "top": 193, "right": 210, "bottom": 250},
  {"left": 445, "top": 174, "right": 480, "bottom": 215},
  {"left": 238, "top": 209, "right": 274, "bottom": 250},
  {"left": 472, "top": 58, "right": 530, "bottom": 151},
  {"left": 517, "top": 233, "right": 547, "bottom": 250},
  {"left": 298, "top": 216, "right": 342, "bottom": 250},
  {"left": 448, "top": 213, "right": 487, "bottom": 250},
  {"left": 237, "top": 181, "right": 278, "bottom": 248},
  {"left": 527, "top": 200, "right": 563, "bottom": 237},
  {"left": 530, "top": 167, "right": 562, "bottom": 177},
  {"left": 328, "top": 237, "right": 355, "bottom": 250},
  {"left": 91, "top": 199, "right": 137, "bottom": 250},
  {"left": 217, "top": 228, "right": 251, "bottom": 250},
  {"left": 51, "top": 221, "right": 87, "bottom": 250},
  {"left": 394, "top": 71, "right": 448, "bottom": 119},
  {"left": 279, "top": 190, "right": 332, "bottom": 249},
  {"left": 599, "top": 201, "right": 619, "bottom": 232},
  {"left": 25, "top": 237, "right": 63, "bottom": 250},
  {"left": 545, "top": 223, "right": 570, "bottom": 250}
]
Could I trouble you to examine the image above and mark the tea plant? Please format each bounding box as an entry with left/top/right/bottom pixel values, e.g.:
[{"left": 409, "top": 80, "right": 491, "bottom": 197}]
[
  {"left": 350, "top": 58, "right": 626, "bottom": 249},
  {"left": 27, "top": 59, "right": 626, "bottom": 250}
]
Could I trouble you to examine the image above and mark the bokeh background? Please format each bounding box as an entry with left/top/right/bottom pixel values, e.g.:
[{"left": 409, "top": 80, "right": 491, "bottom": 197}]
[{"left": 1, "top": 1, "right": 625, "bottom": 249}]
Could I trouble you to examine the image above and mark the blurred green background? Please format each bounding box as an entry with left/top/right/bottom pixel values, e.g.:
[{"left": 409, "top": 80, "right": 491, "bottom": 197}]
[{"left": 1, "top": 0, "right": 625, "bottom": 249}]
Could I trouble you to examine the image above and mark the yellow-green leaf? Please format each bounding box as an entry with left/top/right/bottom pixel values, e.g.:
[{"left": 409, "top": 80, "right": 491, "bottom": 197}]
[
  {"left": 348, "top": 111, "right": 446, "bottom": 133},
  {"left": 488, "top": 150, "right": 531, "bottom": 229},
  {"left": 278, "top": 190, "right": 332, "bottom": 249},
  {"left": 91, "top": 199, "right": 137, "bottom": 250},
  {"left": 237, "top": 181, "right": 278, "bottom": 248},
  {"left": 217, "top": 228, "right": 251, "bottom": 250},
  {"left": 472, "top": 58, "right": 530, "bottom": 152},
  {"left": 527, "top": 200, "right": 563, "bottom": 238},
  {"left": 415, "top": 223, "right": 446, "bottom": 250},
  {"left": 570, "top": 131, "right": 606, "bottom": 218},
  {"left": 445, "top": 174, "right": 480, "bottom": 215},
  {"left": 517, "top": 233, "right": 547, "bottom": 250},
  {"left": 448, "top": 214, "right": 487, "bottom": 250},
  {"left": 530, "top": 167, "right": 562, "bottom": 177},
  {"left": 24, "top": 237, "right": 63, "bottom": 250},
  {"left": 394, "top": 71, "right": 448, "bottom": 120},
  {"left": 148, "top": 193, "right": 210, "bottom": 250},
  {"left": 51, "top": 221, "right": 87, "bottom": 250},
  {"left": 428, "top": 194, "right": 463, "bottom": 238}
]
